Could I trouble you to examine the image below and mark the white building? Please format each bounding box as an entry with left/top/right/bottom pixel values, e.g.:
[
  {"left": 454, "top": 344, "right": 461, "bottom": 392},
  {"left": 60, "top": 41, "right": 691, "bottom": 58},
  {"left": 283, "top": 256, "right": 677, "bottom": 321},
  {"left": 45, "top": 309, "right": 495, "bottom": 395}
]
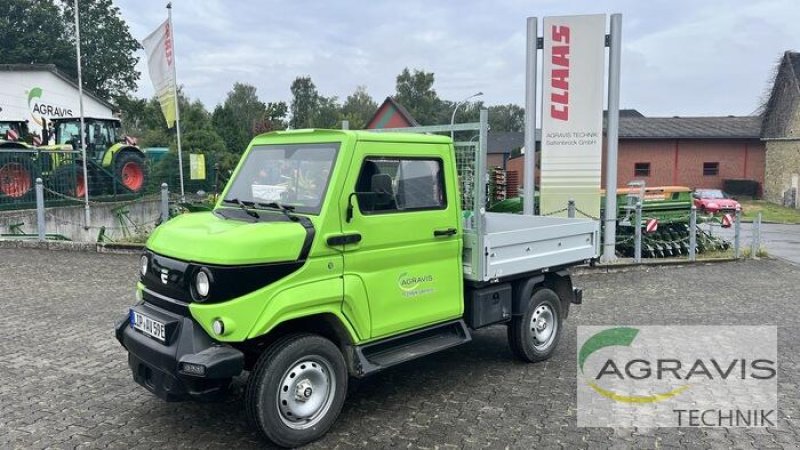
[{"left": 0, "top": 64, "right": 115, "bottom": 138}]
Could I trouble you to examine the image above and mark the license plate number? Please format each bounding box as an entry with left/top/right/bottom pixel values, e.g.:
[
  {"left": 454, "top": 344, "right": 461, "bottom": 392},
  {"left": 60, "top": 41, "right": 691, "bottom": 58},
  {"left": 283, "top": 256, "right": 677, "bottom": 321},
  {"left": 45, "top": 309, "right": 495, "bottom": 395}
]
[{"left": 130, "top": 310, "right": 166, "bottom": 342}]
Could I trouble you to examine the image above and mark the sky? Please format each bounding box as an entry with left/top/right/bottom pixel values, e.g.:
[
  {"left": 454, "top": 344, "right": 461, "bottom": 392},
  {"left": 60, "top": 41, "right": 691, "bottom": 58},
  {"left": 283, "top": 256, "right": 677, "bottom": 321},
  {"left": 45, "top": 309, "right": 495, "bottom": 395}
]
[{"left": 115, "top": 0, "right": 800, "bottom": 118}]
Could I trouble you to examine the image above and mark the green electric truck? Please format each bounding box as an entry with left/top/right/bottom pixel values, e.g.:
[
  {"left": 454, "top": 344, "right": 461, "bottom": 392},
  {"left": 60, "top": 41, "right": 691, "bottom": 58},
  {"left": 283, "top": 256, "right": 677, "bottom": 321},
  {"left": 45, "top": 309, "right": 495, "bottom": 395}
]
[{"left": 116, "top": 125, "right": 599, "bottom": 447}]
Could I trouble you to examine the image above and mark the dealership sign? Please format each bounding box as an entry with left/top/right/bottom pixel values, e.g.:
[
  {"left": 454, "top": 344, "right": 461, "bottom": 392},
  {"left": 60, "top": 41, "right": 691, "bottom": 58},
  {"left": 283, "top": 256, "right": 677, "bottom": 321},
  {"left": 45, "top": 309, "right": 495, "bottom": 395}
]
[
  {"left": 27, "top": 86, "right": 75, "bottom": 127},
  {"left": 539, "top": 14, "right": 606, "bottom": 218}
]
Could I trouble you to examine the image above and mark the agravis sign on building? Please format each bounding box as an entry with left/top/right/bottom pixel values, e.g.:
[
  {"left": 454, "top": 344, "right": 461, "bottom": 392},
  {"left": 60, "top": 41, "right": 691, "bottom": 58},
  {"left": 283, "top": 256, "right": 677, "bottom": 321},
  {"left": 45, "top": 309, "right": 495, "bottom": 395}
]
[{"left": 539, "top": 14, "right": 606, "bottom": 218}]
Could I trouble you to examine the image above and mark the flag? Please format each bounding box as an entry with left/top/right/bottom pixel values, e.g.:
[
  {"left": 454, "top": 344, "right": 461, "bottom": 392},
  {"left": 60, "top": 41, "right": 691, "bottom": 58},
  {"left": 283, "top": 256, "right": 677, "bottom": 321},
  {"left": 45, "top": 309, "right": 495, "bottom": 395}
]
[{"left": 142, "top": 19, "right": 177, "bottom": 127}]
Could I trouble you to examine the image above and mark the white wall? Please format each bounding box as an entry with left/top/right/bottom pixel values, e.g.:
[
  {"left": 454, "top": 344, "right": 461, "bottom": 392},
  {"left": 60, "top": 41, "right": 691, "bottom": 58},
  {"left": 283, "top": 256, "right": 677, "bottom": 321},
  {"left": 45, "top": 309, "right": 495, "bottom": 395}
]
[{"left": 0, "top": 70, "right": 114, "bottom": 136}]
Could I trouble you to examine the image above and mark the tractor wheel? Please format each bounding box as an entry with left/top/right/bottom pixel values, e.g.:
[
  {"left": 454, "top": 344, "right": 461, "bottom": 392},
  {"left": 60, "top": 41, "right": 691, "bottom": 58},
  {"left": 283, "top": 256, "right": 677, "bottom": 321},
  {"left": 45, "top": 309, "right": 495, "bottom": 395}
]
[
  {"left": 0, "top": 156, "right": 36, "bottom": 200},
  {"left": 49, "top": 164, "right": 89, "bottom": 198},
  {"left": 115, "top": 152, "right": 147, "bottom": 193}
]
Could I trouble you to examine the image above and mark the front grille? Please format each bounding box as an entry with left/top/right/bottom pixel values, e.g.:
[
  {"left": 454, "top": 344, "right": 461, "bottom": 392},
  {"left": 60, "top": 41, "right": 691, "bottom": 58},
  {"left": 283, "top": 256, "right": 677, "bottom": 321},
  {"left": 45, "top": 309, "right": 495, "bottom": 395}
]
[
  {"left": 142, "top": 288, "right": 190, "bottom": 316},
  {"left": 141, "top": 251, "right": 193, "bottom": 302}
]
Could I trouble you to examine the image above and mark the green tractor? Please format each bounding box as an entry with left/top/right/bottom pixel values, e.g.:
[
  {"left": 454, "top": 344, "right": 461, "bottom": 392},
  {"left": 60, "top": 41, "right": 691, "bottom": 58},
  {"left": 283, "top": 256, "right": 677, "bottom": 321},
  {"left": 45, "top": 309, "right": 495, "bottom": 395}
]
[
  {"left": 47, "top": 117, "right": 148, "bottom": 197},
  {"left": 0, "top": 117, "right": 148, "bottom": 201}
]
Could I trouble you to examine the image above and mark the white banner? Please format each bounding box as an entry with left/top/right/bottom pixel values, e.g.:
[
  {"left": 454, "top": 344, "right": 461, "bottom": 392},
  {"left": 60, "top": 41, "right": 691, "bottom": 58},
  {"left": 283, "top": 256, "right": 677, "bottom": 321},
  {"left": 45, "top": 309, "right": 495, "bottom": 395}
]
[
  {"left": 142, "top": 19, "right": 177, "bottom": 128},
  {"left": 540, "top": 14, "right": 606, "bottom": 218}
]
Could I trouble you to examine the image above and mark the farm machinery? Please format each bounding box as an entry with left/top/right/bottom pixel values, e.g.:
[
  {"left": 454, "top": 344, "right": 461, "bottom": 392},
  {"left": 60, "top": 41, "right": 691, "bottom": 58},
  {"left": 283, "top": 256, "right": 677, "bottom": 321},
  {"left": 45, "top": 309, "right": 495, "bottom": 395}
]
[
  {"left": 607, "top": 183, "right": 730, "bottom": 258},
  {"left": 0, "top": 117, "right": 147, "bottom": 201},
  {"left": 487, "top": 183, "right": 731, "bottom": 258},
  {"left": 0, "top": 120, "right": 31, "bottom": 144}
]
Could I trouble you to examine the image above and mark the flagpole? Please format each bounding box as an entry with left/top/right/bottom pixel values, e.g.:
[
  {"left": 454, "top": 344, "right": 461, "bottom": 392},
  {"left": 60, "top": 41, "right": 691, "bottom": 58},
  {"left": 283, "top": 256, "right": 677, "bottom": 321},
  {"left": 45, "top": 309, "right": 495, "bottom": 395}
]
[
  {"left": 74, "top": 0, "right": 91, "bottom": 227},
  {"left": 167, "top": 2, "right": 185, "bottom": 201}
]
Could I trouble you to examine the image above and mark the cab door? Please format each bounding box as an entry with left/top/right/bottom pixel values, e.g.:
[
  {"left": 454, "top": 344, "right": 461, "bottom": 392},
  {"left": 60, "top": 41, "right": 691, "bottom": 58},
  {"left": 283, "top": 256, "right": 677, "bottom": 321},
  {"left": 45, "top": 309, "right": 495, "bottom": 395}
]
[{"left": 339, "top": 141, "right": 463, "bottom": 339}]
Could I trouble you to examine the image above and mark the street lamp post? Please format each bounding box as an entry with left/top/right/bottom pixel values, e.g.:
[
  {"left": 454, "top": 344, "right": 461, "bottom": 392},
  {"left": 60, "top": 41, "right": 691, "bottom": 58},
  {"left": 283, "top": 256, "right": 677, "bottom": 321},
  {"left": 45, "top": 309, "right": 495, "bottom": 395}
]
[{"left": 450, "top": 92, "right": 483, "bottom": 139}]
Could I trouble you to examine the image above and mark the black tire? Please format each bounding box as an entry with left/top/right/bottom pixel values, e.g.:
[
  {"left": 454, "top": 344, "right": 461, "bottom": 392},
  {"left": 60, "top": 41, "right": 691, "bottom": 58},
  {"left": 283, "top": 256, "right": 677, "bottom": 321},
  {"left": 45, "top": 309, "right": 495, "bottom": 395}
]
[
  {"left": 0, "top": 155, "right": 37, "bottom": 200},
  {"left": 508, "top": 288, "right": 563, "bottom": 362},
  {"left": 114, "top": 151, "right": 148, "bottom": 193},
  {"left": 245, "top": 334, "right": 348, "bottom": 448}
]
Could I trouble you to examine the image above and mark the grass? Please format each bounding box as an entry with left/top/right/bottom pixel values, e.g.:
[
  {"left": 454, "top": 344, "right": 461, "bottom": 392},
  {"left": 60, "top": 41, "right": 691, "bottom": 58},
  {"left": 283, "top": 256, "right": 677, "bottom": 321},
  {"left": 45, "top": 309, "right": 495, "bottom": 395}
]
[{"left": 739, "top": 200, "right": 800, "bottom": 224}]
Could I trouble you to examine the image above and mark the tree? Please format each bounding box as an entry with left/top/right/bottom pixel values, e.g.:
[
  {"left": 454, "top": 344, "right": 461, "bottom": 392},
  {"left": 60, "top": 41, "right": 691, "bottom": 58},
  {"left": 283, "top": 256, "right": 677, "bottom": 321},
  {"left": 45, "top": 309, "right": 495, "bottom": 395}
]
[
  {"left": 488, "top": 104, "right": 525, "bottom": 132},
  {"left": 212, "top": 83, "right": 288, "bottom": 155},
  {"left": 289, "top": 76, "right": 342, "bottom": 129},
  {"left": 62, "top": 0, "right": 141, "bottom": 99},
  {"left": 253, "top": 102, "right": 288, "bottom": 134},
  {"left": 212, "top": 83, "right": 263, "bottom": 154},
  {"left": 341, "top": 86, "right": 377, "bottom": 129},
  {"left": 290, "top": 76, "right": 319, "bottom": 129},
  {"left": 315, "top": 95, "right": 341, "bottom": 129},
  {"left": 0, "top": 1, "right": 74, "bottom": 73},
  {"left": 394, "top": 68, "right": 443, "bottom": 125}
]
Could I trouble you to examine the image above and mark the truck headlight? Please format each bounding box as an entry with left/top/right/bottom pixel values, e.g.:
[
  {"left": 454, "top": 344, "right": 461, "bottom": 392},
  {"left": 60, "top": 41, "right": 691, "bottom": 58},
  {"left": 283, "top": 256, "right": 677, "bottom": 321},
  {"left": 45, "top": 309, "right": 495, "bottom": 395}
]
[
  {"left": 140, "top": 255, "right": 148, "bottom": 276},
  {"left": 195, "top": 269, "right": 211, "bottom": 300}
]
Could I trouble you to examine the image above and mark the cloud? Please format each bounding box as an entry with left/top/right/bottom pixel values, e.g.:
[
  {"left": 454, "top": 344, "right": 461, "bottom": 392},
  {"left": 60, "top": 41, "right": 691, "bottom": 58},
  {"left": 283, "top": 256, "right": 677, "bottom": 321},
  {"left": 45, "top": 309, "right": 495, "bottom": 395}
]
[{"left": 117, "top": 0, "right": 800, "bottom": 117}]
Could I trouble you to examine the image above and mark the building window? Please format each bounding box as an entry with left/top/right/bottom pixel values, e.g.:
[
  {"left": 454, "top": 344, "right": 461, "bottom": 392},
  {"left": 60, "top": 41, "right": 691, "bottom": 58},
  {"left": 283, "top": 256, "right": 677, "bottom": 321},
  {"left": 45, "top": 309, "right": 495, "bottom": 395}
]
[
  {"left": 634, "top": 162, "right": 651, "bottom": 177},
  {"left": 703, "top": 162, "right": 719, "bottom": 176}
]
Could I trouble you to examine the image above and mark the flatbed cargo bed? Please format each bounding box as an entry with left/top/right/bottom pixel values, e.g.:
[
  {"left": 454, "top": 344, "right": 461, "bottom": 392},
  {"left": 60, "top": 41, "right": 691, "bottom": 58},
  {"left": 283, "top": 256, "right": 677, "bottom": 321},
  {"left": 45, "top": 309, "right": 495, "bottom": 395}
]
[{"left": 464, "top": 213, "right": 599, "bottom": 282}]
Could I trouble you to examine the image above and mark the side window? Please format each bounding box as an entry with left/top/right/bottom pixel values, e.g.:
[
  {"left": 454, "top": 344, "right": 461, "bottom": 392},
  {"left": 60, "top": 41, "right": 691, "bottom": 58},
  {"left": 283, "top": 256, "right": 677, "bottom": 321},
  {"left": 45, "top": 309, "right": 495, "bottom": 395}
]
[{"left": 356, "top": 157, "right": 446, "bottom": 214}]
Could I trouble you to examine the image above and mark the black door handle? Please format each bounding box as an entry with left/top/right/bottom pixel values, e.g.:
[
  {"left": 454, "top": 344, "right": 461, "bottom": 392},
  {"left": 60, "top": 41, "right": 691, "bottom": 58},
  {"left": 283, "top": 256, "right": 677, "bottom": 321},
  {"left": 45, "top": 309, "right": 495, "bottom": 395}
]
[
  {"left": 327, "top": 233, "right": 362, "bottom": 246},
  {"left": 433, "top": 228, "right": 457, "bottom": 237}
]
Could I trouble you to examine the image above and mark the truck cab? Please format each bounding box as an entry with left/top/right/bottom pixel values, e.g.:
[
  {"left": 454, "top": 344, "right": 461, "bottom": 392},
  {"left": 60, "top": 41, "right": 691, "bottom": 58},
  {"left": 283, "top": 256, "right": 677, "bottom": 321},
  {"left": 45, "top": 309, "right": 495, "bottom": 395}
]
[{"left": 116, "top": 128, "right": 593, "bottom": 447}]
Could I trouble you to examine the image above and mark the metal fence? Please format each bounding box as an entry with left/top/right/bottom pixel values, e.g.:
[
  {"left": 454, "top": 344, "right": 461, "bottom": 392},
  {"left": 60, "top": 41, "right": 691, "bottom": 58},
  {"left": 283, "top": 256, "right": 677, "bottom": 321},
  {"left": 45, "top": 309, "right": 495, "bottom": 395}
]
[
  {"left": 539, "top": 198, "right": 761, "bottom": 262},
  {"left": 0, "top": 148, "right": 220, "bottom": 211}
]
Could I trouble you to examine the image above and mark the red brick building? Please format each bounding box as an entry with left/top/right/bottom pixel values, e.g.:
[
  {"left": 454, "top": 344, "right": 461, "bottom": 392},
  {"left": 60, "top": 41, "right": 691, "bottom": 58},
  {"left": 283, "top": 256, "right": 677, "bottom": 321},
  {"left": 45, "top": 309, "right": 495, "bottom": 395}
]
[
  {"left": 365, "top": 99, "right": 766, "bottom": 195},
  {"left": 506, "top": 115, "right": 765, "bottom": 193}
]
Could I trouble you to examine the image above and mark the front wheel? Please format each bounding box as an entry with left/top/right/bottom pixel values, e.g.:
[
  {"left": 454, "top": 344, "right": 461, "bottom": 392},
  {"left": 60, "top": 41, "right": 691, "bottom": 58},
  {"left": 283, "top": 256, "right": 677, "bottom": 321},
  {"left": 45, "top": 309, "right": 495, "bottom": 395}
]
[
  {"left": 0, "top": 156, "right": 36, "bottom": 199},
  {"left": 245, "top": 334, "right": 348, "bottom": 448},
  {"left": 508, "top": 288, "right": 563, "bottom": 362}
]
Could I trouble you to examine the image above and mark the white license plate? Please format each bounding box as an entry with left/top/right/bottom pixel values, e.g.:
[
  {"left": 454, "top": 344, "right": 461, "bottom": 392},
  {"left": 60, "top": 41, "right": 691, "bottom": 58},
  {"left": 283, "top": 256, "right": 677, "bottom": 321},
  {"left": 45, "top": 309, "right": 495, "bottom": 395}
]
[{"left": 130, "top": 310, "right": 166, "bottom": 342}]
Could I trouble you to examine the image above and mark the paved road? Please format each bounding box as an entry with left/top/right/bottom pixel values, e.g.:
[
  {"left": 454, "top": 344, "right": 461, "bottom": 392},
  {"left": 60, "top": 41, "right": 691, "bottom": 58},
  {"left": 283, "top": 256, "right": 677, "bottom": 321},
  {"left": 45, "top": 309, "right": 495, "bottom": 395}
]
[
  {"left": 713, "top": 222, "right": 800, "bottom": 265},
  {"left": 1, "top": 249, "right": 798, "bottom": 449}
]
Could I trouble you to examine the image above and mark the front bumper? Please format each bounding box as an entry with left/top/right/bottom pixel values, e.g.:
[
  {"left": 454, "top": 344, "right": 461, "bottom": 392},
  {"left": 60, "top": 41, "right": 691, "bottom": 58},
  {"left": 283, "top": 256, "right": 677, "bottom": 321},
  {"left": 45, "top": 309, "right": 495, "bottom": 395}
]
[{"left": 115, "top": 302, "right": 244, "bottom": 401}]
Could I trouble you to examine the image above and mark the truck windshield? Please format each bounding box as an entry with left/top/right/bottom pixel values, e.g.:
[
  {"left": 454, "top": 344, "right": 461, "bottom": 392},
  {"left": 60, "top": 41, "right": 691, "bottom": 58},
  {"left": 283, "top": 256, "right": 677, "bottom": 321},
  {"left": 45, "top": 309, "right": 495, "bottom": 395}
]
[{"left": 223, "top": 143, "right": 339, "bottom": 215}]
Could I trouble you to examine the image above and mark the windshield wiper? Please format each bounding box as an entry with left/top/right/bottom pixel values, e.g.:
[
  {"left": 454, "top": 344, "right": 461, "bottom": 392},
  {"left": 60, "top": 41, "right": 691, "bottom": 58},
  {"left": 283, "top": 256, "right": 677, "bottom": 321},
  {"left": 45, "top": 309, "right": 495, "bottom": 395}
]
[
  {"left": 256, "top": 201, "right": 298, "bottom": 221},
  {"left": 222, "top": 197, "right": 260, "bottom": 219}
]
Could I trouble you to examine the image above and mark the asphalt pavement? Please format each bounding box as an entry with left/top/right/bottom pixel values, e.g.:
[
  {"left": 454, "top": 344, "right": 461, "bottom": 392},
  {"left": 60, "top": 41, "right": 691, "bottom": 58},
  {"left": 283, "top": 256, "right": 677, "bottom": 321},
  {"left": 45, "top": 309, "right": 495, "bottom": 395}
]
[
  {"left": 1, "top": 248, "right": 798, "bottom": 449},
  {"left": 713, "top": 222, "right": 800, "bottom": 265}
]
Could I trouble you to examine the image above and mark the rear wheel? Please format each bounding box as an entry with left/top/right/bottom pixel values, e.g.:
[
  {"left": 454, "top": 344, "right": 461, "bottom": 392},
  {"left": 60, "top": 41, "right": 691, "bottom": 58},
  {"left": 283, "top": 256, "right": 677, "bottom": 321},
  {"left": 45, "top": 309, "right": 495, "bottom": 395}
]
[
  {"left": 245, "top": 334, "right": 347, "bottom": 448},
  {"left": 49, "top": 164, "right": 88, "bottom": 198},
  {"left": 114, "top": 152, "right": 147, "bottom": 193},
  {"left": 0, "top": 156, "right": 36, "bottom": 199},
  {"left": 508, "top": 288, "right": 563, "bottom": 362}
]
